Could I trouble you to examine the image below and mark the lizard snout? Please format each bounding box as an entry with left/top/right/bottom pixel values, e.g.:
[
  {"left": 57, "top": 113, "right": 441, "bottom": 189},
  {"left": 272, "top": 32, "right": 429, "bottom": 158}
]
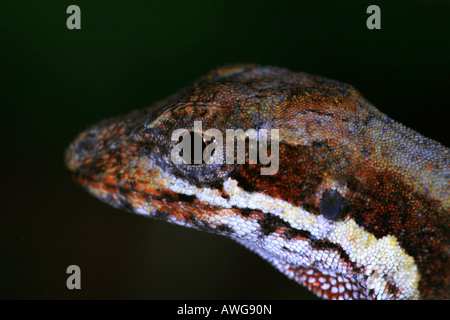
[{"left": 64, "top": 128, "right": 103, "bottom": 174}]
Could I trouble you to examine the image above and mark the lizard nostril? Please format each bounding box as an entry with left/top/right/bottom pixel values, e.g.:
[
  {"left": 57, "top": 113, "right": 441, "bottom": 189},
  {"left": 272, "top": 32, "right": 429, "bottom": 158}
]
[
  {"left": 75, "top": 138, "right": 97, "bottom": 157},
  {"left": 77, "top": 138, "right": 96, "bottom": 153},
  {"left": 75, "top": 131, "right": 100, "bottom": 157}
]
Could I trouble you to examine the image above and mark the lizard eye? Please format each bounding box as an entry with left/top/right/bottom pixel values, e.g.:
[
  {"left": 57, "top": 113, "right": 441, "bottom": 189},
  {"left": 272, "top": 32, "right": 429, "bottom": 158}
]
[
  {"left": 319, "top": 189, "right": 344, "bottom": 221},
  {"left": 179, "top": 132, "right": 216, "bottom": 165},
  {"left": 171, "top": 129, "right": 233, "bottom": 187}
]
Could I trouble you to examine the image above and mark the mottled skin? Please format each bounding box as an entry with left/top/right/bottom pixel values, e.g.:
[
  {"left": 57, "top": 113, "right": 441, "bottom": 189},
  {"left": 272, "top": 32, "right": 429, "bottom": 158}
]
[{"left": 65, "top": 64, "right": 449, "bottom": 299}]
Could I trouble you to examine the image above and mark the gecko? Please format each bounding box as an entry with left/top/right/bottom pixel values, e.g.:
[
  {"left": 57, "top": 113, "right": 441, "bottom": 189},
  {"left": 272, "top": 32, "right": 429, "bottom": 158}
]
[{"left": 65, "top": 64, "right": 449, "bottom": 299}]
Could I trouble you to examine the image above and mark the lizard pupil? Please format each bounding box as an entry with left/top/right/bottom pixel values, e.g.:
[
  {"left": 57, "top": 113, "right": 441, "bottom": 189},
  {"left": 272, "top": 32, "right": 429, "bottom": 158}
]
[
  {"left": 319, "top": 189, "right": 344, "bottom": 221},
  {"left": 179, "top": 132, "right": 207, "bottom": 164}
]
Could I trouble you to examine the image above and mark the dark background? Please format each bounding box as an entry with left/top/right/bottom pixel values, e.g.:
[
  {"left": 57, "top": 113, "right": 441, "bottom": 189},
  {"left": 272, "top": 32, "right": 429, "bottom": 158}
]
[{"left": 1, "top": 0, "right": 449, "bottom": 299}]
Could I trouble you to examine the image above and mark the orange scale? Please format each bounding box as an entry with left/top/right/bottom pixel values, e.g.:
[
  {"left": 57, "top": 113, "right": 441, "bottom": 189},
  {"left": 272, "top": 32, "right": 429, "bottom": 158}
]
[
  {"left": 75, "top": 177, "right": 84, "bottom": 184},
  {"left": 143, "top": 185, "right": 158, "bottom": 195},
  {"left": 136, "top": 169, "right": 146, "bottom": 176},
  {"left": 89, "top": 181, "right": 102, "bottom": 189},
  {"left": 104, "top": 186, "right": 119, "bottom": 194},
  {"left": 103, "top": 176, "right": 119, "bottom": 186}
]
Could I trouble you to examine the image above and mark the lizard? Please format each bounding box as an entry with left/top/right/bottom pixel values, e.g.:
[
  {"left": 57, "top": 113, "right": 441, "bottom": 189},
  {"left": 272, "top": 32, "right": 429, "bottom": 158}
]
[{"left": 65, "top": 64, "right": 449, "bottom": 299}]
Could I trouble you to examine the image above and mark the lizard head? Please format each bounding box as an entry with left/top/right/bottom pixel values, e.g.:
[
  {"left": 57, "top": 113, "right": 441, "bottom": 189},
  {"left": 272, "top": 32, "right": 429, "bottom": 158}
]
[{"left": 65, "top": 64, "right": 449, "bottom": 300}]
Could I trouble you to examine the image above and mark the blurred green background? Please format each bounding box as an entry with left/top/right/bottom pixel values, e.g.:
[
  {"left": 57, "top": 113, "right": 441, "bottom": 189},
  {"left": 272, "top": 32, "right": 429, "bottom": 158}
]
[{"left": 1, "top": 0, "right": 449, "bottom": 299}]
